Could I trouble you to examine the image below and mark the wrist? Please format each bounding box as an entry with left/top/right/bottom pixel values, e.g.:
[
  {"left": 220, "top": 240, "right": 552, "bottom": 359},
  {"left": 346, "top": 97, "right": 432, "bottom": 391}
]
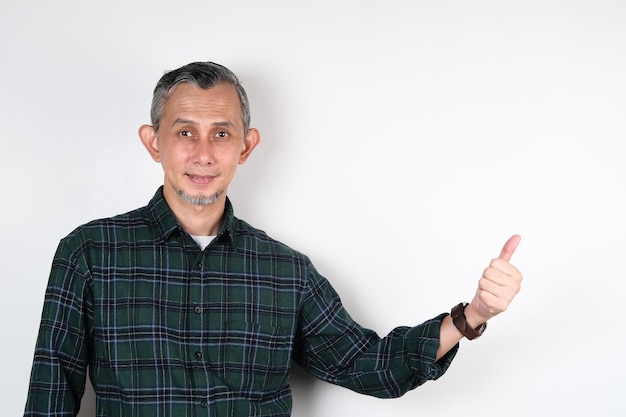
[
  {"left": 450, "top": 302, "right": 487, "bottom": 340},
  {"left": 464, "top": 303, "right": 489, "bottom": 329}
]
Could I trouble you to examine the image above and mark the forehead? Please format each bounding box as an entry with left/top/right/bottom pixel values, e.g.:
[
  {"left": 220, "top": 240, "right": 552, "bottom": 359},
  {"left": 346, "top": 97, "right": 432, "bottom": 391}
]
[{"left": 162, "top": 82, "right": 242, "bottom": 122}]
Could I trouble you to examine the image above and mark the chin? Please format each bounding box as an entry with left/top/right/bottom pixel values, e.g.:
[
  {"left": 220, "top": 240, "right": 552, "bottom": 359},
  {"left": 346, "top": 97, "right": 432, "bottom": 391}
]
[{"left": 176, "top": 189, "right": 222, "bottom": 206}]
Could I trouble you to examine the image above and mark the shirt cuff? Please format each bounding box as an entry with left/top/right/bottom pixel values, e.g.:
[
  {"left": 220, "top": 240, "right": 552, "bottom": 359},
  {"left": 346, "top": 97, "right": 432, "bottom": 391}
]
[{"left": 409, "top": 313, "right": 459, "bottom": 381}]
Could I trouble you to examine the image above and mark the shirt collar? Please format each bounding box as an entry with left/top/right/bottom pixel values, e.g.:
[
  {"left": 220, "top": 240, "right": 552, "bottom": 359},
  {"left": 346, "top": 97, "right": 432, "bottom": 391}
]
[{"left": 146, "top": 186, "right": 236, "bottom": 246}]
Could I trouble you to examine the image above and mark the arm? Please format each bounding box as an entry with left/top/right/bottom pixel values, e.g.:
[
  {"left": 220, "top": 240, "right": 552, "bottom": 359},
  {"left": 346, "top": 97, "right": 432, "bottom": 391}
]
[
  {"left": 436, "top": 234, "right": 523, "bottom": 360},
  {"left": 294, "top": 265, "right": 458, "bottom": 398},
  {"left": 24, "top": 239, "right": 91, "bottom": 417},
  {"left": 293, "top": 235, "right": 522, "bottom": 397}
]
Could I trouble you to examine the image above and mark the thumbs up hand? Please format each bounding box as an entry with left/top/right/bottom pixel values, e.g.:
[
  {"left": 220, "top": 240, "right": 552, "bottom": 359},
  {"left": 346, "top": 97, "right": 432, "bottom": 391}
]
[{"left": 467, "top": 235, "right": 523, "bottom": 324}]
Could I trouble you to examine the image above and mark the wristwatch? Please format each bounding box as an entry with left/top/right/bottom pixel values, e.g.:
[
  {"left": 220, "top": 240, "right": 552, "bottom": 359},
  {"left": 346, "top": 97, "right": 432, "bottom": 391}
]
[{"left": 451, "top": 302, "right": 487, "bottom": 340}]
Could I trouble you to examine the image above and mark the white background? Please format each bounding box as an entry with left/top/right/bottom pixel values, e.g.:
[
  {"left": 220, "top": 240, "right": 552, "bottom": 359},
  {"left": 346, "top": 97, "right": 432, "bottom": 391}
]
[{"left": 2, "top": 1, "right": 625, "bottom": 416}]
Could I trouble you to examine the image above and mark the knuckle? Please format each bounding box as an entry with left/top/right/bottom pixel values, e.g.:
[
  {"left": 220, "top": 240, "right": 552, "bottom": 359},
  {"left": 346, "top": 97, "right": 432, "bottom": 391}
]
[
  {"left": 478, "top": 276, "right": 490, "bottom": 288},
  {"left": 483, "top": 267, "right": 495, "bottom": 279}
]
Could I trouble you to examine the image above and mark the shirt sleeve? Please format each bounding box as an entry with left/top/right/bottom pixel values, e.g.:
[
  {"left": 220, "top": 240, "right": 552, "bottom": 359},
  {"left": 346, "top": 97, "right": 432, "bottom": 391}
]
[
  {"left": 292, "top": 263, "right": 458, "bottom": 398},
  {"left": 24, "top": 238, "right": 92, "bottom": 417}
]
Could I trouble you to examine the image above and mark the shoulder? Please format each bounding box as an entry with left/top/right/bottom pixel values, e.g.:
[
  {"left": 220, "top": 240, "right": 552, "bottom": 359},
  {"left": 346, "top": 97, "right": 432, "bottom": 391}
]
[
  {"left": 231, "top": 216, "right": 312, "bottom": 264},
  {"left": 57, "top": 205, "right": 153, "bottom": 258}
]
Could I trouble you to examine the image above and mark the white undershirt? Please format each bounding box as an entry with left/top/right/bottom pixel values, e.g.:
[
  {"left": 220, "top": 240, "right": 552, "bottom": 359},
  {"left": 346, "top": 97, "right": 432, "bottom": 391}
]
[{"left": 191, "top": 235, "right": 216, "bottom": 250}]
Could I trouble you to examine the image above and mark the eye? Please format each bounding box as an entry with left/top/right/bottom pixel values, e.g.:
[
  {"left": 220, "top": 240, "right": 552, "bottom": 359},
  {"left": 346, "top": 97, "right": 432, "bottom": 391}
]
[
  {"left": 216, "top": 131, "right": 229, "bottom": 138},
  {"left": 179, "top": 130, "right": 193, "bottom": 138}
]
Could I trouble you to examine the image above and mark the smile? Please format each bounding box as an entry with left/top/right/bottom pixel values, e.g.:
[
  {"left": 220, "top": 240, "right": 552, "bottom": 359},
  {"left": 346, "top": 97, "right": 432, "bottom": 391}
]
[{"left": 187, "top": 174, "right": 215, "bottom": 184}]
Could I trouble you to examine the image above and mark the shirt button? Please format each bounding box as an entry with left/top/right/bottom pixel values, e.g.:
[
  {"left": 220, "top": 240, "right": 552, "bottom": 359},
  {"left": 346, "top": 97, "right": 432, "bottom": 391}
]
[
  {"left": 194, "top": 306, "right": 203, "bottom": 314},
  {"left": 195, "top": 351, "right": 203, "bottom": 359},
  {"left": 196, "top": 262, "right": 202, "bottom": 269},
  {"left": 200, "top": 400, "right": 208, "bottom": 408}
]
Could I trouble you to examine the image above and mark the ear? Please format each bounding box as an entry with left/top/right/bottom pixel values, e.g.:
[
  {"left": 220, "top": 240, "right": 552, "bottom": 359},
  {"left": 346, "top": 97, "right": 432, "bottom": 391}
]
[
  {"left": 138, "top": 124, "right": 161, "bottom": 163},
  {"left": 238, "top": 128, "right": 261, "bottom": 164}
]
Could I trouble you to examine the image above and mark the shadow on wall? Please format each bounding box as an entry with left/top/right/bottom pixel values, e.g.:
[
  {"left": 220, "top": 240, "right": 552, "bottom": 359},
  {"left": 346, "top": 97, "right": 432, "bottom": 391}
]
[{"left": 77, "top": 376, "right": 96, "bottom": 417}]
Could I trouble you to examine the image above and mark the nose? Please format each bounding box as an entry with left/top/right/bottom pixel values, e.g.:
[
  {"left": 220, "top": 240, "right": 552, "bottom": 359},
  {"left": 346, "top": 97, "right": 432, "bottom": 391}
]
[{"left": 193, "top": 138, "right": 215, "bottom": 165}]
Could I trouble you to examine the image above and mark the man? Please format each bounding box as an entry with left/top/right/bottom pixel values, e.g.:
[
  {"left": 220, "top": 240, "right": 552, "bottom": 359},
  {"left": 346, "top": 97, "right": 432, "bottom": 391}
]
[{"left": 24, "top": 61, "right": 522, "bottom": 416}]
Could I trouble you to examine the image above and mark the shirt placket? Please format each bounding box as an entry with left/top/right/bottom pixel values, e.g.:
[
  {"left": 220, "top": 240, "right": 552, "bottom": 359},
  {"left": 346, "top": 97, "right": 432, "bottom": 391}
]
[{"left": 186, "top": 245, "right": 211, "bottom": 414}]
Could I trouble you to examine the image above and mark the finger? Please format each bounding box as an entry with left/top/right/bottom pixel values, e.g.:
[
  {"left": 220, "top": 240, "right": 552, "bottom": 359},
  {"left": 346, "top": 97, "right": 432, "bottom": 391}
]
[
  {"left": 477, "top": 289, "right": 509, "bottom": 315},
  {"left": 481, "top": 267, "right": 522, "bottom": 294},
  {"left": 488, "top": 259, "right": 522, "bottom": 278},
  {"left": 498, "top": 234, "right": 521, "bottom": 262}
]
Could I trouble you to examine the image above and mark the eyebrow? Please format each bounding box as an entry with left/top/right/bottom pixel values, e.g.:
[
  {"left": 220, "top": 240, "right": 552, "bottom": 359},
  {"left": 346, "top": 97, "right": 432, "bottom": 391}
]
[
  {"left": 171, "top": 118, "right": 236, "bottom": 128},
  {"left": 172, "top": 118, "right": 197, "bottom": 127}
]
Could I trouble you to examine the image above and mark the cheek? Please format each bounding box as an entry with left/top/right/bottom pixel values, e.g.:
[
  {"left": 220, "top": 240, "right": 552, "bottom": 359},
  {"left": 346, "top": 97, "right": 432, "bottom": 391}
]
[{"left": 160, "top": 144, "right": 190, "bottom": 165}]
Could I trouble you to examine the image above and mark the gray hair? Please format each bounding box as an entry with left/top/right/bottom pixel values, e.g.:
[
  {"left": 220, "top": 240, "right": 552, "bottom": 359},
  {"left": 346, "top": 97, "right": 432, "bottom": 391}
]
[{"left": 150, "top": 61, "right": 251, "bottom": 135}]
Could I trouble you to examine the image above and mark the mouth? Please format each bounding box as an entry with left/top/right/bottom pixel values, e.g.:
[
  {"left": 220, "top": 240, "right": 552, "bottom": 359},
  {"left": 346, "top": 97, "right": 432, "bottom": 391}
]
[{"left": 186, "top": 174, "right": 216, "bottom": 185}]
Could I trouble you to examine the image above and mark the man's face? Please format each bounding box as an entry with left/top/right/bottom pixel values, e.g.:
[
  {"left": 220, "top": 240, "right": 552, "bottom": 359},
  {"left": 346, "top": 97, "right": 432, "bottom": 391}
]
[{"left": 140, "top": 82, "right": 259, "bottom": 211}]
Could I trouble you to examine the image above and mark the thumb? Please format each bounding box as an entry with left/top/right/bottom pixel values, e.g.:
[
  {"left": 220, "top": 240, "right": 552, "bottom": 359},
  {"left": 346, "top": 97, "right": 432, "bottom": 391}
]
[{"left": 498, "top": 234, "right": 521, "bottom": 262}]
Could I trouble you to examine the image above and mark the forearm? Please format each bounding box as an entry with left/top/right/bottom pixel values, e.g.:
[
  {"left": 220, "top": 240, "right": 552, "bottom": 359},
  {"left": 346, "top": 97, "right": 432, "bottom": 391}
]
[
  {"left": 296, "top": 314, "right": 458, "bottom": 398},
  {"left": 436, "top": 304, "right": 485, "bottom": 361}
]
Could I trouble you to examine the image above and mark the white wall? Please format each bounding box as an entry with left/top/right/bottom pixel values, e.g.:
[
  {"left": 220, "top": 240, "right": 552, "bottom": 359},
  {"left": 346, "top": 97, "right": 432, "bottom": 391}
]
[{"left": 2, "top": 1, "right": 625, "bottom": 416}]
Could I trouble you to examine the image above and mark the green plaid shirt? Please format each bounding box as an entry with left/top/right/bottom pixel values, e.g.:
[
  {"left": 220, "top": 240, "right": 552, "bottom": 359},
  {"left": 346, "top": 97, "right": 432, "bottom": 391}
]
[{"left": 25, "top": 187, "right": 457, "bottom": 417}]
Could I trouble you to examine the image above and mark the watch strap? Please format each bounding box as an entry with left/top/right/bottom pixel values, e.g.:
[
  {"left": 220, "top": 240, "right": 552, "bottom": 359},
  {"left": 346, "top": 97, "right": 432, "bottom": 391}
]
[{"left": 451, "top": 302, "right": 487, "bottom": 340}]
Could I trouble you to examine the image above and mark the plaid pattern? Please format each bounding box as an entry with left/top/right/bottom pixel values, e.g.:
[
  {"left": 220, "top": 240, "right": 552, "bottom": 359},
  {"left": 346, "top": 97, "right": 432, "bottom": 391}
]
[{"left": 25, "top": 187, "right": 457, "bottom": 417}]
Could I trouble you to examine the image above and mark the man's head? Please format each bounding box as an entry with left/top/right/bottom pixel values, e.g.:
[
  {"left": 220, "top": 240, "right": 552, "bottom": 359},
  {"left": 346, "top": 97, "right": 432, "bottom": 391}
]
[
  {"left": 150, "top": 61, "right": 251, "bottom": 136},
  {"left": 139, "top": 62, "right": 260, "bottom": 218}
]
